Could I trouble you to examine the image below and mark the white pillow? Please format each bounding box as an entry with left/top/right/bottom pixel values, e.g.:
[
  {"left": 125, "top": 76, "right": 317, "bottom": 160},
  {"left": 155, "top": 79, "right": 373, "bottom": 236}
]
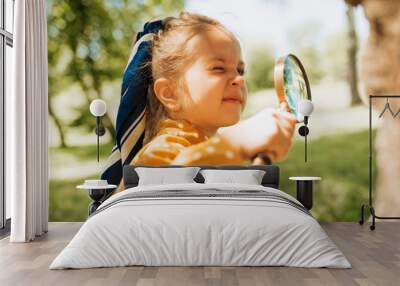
[
  {"left": 135, "top": 167, "right": 201, "bottom": 186},
  {"left": 200, "top": 169, "right": 266, "bottom": 185}
]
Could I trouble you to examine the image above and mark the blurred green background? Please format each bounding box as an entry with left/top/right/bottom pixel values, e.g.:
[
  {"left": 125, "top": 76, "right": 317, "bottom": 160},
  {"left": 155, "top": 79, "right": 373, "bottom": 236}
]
[
  {"left": 49, "top": 130, "right": 377, "bottom": 222},
  {"left": 48, "top": 0, "right": 376, "bottom": 222}
]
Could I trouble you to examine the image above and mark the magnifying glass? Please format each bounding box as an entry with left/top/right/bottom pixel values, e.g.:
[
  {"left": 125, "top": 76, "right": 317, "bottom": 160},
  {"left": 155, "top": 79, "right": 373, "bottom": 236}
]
[{"left": 252, "top": 54, "right": 314, "bottom": 165}]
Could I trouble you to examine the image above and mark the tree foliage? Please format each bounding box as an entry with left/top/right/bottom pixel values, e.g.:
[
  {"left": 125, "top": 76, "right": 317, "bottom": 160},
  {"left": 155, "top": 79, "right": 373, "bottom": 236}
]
[
  {"left": 287, "top": 20, "right": 325, "bottom": 84},
  {"left": 246, "top": 46, "right": 276, "bottom": 92},
  {"left": 47, "top": 0, "right": 184, "bottom": 147}
]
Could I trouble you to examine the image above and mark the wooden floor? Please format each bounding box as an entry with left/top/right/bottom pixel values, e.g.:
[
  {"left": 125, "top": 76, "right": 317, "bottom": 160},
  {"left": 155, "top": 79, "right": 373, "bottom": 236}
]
[{"left": 0, "top": 222, "right": 399, "bottom": 286}]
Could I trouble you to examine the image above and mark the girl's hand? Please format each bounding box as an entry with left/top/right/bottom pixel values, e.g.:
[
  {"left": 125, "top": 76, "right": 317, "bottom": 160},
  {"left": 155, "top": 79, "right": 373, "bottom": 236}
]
[{"left": 219, "top": 107, "right": 297, "bottom": 162}]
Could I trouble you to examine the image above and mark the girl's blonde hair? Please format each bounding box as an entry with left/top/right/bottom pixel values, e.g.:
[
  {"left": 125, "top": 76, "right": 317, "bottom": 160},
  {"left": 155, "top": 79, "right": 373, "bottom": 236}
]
[{"left": 142, "top": 11, "right": 235, "bottom": 145}]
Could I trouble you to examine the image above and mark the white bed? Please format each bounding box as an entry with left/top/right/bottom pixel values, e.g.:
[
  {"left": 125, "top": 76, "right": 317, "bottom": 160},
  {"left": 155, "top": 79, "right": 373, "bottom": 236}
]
[{"left": 50, "top": 182, "right": 351, "bottom": 269}]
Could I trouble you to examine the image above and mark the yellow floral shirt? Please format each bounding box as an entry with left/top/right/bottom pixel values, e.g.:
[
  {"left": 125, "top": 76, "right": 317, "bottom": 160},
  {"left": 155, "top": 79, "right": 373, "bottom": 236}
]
[{"left": 114, "top": 118, "right": 245, "bottom": 194}]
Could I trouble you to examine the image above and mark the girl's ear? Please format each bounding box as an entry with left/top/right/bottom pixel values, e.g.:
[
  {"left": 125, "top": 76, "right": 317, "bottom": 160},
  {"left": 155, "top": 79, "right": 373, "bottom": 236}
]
[{"left": 153, "top": 78, "right": 181, "bottom": 112}]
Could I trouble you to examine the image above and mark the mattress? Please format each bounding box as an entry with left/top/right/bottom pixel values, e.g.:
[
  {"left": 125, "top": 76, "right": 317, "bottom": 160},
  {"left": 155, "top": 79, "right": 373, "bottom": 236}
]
[{"left": 49, "top": 183, "right": 351, "bottom": 269}]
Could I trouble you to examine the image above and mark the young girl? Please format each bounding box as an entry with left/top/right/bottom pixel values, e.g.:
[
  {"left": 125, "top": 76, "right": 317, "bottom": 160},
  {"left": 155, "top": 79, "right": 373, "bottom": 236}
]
[{"left": 101, "top": 12, "right": 297, "bottom": 194}]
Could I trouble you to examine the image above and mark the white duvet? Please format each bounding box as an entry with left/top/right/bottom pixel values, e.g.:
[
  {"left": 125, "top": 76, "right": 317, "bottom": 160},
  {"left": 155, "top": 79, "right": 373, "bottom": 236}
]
[{"left": 50, "top": 183, "right": 351, "bottom": 269}]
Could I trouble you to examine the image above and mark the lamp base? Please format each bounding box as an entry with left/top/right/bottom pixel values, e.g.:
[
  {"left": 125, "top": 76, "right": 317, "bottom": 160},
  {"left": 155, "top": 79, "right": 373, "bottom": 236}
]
[
  {"left": 298, "top": 125, "right": 309, "bottom": 137},
  {"left": 95, "top": 126, "right": 106, "bottom": 136}
]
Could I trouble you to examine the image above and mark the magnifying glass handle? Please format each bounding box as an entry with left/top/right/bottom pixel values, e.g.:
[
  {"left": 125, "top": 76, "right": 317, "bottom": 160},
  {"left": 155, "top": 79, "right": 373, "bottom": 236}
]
[{"left": 251, "top": 153, "right": 272, "bottom": 165}]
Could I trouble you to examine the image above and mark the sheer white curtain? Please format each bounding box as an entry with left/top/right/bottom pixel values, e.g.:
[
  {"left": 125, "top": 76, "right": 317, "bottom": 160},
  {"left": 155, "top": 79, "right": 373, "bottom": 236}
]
[{"left": 8, "top": 0, "right": 48, "bottom": 242}]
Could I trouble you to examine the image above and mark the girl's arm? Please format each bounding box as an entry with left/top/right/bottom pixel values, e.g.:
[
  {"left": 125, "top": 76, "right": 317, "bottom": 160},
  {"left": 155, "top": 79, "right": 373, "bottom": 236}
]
[
  {"left": 111, "top": 132, "right": 245, "bottom": 195},
  {"left": 171, "top": 134, "right": 245, "bottom": 165},
  {"left": 132, "top": 133, "right": 246, "bottom": 166}
]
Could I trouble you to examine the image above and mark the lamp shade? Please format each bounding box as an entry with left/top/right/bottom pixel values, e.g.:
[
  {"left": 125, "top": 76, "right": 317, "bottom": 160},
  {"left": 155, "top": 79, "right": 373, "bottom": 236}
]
[
  {"left": 297, "top": 99, "right": 314, "bottom": 117},
  {"left": 90, "top": 99, "right": 107, "bottom": 117}
]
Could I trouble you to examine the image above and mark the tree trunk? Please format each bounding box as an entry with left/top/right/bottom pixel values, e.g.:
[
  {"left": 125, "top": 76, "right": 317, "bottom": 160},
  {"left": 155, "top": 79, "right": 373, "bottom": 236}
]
[
  {"left": 90, "top": 69, "right": 116, "bottom": 141},
  {"left": 351, "top": 0, "right": 400, "bottom": 216},
  {"left": 79, "top": 83, "right": 116, "bottom": 141},
  {"left": 48, "top": 101, "right": 67, "bottom": 148},
  {"left": 71, "top": 73, "right": 116, "bottom": 142},
  {"left": 346, "top": 3, "right": 361, "bottom": 105},
  {"left": 72, "top": 56, "right": 117, "bottom": 142}
]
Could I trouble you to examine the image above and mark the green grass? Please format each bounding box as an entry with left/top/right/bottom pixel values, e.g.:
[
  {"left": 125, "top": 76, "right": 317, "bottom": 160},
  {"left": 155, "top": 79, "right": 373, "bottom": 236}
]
[
  {"left": 276, "top": 129, "right": 377, "bottom": 222},
  {"left": 49, "top": 129, "right": 376, "bottom": 222},
  {"left": 49, "top": 178, "right": 92, "bottom": 221},
  {"left": 49, "top": 142, "right": 114, "bottom": 222}
]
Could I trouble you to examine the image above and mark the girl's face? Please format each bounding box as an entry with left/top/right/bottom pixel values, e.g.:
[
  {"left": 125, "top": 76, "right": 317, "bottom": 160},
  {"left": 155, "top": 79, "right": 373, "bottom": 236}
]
[{"left": 175, "top": 27, "right": 248, "bottom": 135}]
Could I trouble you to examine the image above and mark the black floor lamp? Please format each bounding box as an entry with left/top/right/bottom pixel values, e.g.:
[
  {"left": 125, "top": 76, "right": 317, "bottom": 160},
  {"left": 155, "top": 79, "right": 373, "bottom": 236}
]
[{"left": 359, "top": 95, "right": 400, "bottom": 230}]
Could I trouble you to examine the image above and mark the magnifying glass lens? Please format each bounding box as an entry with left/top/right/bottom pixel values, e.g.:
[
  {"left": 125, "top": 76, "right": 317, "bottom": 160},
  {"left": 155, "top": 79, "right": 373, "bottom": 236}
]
[{"left": 282, "top": 56, "right": 309, "bottom": 118}]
